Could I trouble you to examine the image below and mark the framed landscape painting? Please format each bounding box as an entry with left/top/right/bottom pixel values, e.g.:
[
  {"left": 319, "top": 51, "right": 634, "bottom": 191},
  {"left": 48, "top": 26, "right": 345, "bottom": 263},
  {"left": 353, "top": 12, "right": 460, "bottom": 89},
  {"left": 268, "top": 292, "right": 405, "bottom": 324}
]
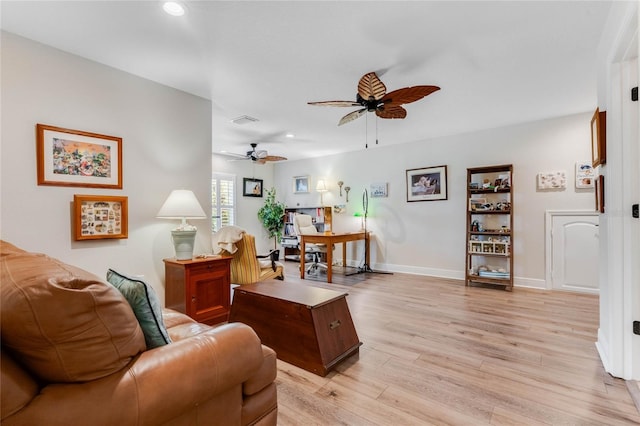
[
  {"left": 406, "top": 165, "right": 448, "bottom": 202},
  {"left": 36, "top": 124, "right": 122, "bottom": 189}
]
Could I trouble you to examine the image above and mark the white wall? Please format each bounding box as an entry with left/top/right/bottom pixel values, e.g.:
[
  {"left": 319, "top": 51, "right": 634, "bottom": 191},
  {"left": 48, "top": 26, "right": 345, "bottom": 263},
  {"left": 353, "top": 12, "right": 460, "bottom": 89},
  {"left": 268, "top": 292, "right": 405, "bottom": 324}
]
[
  {"left": 0, "top": 32, "right": 212, "bottom": 302},
  {"left": 271, "top": 112, "right": 596, "bottom": 288}
]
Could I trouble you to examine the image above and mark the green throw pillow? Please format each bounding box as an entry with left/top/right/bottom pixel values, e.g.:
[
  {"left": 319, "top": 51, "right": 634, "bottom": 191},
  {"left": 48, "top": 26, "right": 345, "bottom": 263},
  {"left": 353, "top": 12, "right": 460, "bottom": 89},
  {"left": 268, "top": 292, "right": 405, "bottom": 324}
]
[{"left": 106, "top": 269, "right": 171, "bottom": 349}]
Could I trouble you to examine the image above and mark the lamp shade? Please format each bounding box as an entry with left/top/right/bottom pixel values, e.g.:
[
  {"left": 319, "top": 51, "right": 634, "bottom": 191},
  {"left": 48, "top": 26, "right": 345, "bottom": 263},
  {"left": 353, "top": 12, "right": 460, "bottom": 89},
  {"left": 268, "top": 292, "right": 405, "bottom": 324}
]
[
  {"left": 316, "top": 179, "right": 328, "bottom": 192},
  {"left": 156, "top": 190, "right": 206, "bottom": 220}
]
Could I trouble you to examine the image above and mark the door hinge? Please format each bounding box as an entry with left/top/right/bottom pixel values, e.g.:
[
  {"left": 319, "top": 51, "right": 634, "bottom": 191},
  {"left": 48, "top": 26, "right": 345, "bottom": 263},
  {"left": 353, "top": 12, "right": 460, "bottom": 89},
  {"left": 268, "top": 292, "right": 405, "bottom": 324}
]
[{"left": 632, "top": 87, "right": 638, "bottom": 102}]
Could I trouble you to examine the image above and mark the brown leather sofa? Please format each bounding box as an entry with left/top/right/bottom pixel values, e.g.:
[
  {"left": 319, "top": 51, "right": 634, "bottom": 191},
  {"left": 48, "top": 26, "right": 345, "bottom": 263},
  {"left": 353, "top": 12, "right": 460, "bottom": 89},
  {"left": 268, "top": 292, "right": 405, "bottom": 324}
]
[{"left": 0, "top": 241, "right": 277, "bottom": 425}]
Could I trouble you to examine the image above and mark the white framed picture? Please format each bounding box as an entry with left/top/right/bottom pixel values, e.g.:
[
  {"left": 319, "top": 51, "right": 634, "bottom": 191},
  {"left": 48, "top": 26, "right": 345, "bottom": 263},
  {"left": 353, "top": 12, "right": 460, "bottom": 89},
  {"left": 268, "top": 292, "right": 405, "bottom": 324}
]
[
  {"left": 575, "top": 162, "right": 595, "bottom": 189},
  {"left": 370, "top": 182, "right": 388, "bottom": 198}
]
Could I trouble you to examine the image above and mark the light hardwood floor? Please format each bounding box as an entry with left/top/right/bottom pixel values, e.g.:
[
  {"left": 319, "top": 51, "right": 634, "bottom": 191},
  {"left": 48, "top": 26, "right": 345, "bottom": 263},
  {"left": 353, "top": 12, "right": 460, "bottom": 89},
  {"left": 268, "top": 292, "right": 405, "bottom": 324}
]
[{"left": 269, "top": 262, "right": 640, "bottom": 425}]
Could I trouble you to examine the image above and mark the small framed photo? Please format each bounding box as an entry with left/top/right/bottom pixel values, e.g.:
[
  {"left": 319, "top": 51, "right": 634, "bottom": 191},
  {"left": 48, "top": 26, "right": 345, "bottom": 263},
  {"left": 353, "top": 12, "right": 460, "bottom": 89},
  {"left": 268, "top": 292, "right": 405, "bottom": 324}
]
[
  {"left": 37, "top": 124, "right": 122, "bottom": 189},
  {"left": 591, "top": 109, "right": 606, "bottom": 167},
  {"left": 74, "top": 195, "right": 128, "bottom": 240},
  {"left": 293, "top": 175, "right": 310, "bottom": 193},
  {"left": 242, "top": 178, "right": 263, "bottom": 197},
  {"left": 406, "top": 165, "right": 448, "bottom": 202},
  {"left": 575, "top": 161, "right": 595, "bottom": 189},
  {"left": 370, "top": 182, "right": 388, "bottom": 198}
]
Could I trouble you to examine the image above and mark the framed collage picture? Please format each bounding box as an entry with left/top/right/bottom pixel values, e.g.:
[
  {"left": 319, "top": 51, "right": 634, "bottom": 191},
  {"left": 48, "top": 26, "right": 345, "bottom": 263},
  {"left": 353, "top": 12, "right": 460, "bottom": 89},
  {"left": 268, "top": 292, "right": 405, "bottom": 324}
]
[{"left": 74, "top": 194, "right": 128, "bottom": 240}]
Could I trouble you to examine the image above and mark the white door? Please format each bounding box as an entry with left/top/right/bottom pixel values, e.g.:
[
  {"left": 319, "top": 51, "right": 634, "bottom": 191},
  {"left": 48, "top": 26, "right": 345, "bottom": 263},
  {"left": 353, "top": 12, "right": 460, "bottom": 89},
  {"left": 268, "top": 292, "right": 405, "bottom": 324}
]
[{"left": 547, "top": 212, "right": 599, "bottom": 293}]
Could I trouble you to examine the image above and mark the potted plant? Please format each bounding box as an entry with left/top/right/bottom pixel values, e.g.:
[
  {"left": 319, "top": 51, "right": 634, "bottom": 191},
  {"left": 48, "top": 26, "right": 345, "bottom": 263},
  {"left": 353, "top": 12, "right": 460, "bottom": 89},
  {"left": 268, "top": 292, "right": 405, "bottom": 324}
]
[{"left": 257, "top": 187, "right": 286, "bottom": 251}]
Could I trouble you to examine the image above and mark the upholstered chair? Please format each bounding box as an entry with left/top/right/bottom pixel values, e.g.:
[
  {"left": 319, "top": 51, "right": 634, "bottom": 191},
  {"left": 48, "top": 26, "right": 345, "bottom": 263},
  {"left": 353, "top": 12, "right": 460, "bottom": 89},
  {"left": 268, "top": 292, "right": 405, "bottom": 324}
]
[{"left": 224, "top": 232, "right": 284, "bottom": 285}]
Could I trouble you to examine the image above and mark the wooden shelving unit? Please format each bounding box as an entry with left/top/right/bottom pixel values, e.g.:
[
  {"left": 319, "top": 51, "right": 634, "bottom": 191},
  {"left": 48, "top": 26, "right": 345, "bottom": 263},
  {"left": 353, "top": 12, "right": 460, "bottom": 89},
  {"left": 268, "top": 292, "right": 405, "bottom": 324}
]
[
  {"left": 465, "top": 164, "right": 514, "bottom": 291},
  {"left": 281, "top": 206, "right": 332, "bottom": 261}
]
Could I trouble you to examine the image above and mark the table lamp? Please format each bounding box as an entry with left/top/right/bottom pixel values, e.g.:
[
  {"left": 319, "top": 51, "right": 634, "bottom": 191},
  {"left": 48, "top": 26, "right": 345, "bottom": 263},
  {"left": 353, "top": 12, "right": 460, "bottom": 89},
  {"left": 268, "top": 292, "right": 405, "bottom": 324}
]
[
  {"left": 316, "top": 179, "right": 328, "bottom": 206},
  {"left": 156, "top": 189, "right": 207, "bottom": 260}
]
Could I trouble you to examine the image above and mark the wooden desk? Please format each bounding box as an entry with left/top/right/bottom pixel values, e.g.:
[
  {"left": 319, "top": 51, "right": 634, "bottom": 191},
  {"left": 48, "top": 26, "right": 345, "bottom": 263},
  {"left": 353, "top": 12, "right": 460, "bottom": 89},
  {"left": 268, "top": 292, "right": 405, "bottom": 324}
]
[{"left": 300, "top": 231, "right": 369, "bottom": 283}]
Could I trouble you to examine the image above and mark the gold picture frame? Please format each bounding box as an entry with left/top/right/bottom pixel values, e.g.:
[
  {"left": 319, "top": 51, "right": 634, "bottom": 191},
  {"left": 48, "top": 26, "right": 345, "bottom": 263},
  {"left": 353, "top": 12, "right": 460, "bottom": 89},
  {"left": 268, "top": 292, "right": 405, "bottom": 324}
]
[
  {"left": 590, "top": 109, "right": 606, "bottom": 168},
  {"left": 37, "top": 124, "right": 123, "bottom": 189},
  {"left": 74, "top": 195, "right": 128, "bottom": 240}
]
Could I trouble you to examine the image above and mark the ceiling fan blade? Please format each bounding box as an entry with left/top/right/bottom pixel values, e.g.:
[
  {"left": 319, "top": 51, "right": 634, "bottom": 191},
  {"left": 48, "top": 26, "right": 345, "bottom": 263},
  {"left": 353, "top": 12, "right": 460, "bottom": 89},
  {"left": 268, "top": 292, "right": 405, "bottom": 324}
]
[
  {"left": 219, "top": 151, "right": 250, "bottom": 160},
  {"left": 338, "top": 108, "right": 367, "bottom": 126},
  {"left": 381, "top": 85, "right": 440, "bottom": 106},
  {"left": 358, "top": 72, "right": 387, "bottom": 101},
  {"left": 264, "top": 155, "right": 287, "bottom": 162},
  {"left": 308, "top": 100, "right": 361, "bottom": 107},
  {"left": 376, "top": 105, "right": 407, "bottom": 119}
]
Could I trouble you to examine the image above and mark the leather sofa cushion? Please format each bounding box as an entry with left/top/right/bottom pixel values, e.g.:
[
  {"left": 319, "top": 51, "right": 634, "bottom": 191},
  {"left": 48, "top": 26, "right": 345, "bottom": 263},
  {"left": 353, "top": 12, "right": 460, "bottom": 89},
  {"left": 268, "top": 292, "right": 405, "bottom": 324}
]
[{"left": 0, "top": 248, "right": 146, "bottom": 383}]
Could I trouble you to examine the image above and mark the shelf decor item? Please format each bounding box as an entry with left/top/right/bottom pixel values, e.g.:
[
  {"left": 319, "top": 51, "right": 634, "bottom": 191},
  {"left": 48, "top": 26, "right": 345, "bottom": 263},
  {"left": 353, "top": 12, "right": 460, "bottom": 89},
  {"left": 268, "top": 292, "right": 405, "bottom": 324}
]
[
  {"left": 406, "top": 165, "right": 448, "bottom": 202},
  {"left": 590, "top": 108, "right": 606, "bottom": 167},
  {"left": 242, "top": 178, "right": 263, "bottom": 197},
  {"left": 37, "top": 124, "right": 122, "bottom": 189},
  {"left": 74, "top": 194, "right": 128, "bottom": 240}
]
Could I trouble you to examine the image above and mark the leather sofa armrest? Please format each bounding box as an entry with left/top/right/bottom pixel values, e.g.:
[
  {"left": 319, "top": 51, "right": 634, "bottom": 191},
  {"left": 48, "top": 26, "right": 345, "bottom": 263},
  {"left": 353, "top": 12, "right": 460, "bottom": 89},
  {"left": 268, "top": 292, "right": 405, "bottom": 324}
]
[
  {"left": 129, "top": 322, "right": 265, "bottom": 420},
  {"left": 1, "top": 323, "right": 265, "bottom": 426}
]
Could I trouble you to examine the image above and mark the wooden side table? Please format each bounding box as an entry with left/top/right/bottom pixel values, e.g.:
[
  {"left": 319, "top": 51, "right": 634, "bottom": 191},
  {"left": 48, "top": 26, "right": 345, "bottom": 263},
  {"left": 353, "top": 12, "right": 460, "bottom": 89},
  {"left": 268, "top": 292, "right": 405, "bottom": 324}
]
[{"left": 164, "top": 256, "right": 232, "bottom": 325}]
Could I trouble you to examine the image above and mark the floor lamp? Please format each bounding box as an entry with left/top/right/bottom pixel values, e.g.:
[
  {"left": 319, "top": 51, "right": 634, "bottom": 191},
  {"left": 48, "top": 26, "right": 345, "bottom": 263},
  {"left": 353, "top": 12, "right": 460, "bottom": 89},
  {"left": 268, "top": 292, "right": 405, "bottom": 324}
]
[{"left": 346, "top": 189, "right": 393, "bottom": 276}]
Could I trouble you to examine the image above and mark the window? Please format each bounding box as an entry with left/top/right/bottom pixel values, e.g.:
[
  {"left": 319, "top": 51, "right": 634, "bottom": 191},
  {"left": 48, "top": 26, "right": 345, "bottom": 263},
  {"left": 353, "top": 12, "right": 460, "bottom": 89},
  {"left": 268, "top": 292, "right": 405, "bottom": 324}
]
[{"left": 211, "top": 173, "right": 235, "bottom": 232}]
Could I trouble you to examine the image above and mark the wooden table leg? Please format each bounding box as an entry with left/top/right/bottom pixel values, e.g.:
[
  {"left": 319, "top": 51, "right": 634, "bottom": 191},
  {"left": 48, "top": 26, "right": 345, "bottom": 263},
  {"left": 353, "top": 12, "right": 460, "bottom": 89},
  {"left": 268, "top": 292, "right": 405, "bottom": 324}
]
[
  {"left": 326, "top": 245, "right": 333, "bottom": 283},
  {"left": 342, "top": 242, "right": 347, "bottom": 268},
  {"left": 365, "top": 233, "right": 370, "bottom": 268},
  {"left": 300, "top": 240, "right": 305, "bottom": 279}
]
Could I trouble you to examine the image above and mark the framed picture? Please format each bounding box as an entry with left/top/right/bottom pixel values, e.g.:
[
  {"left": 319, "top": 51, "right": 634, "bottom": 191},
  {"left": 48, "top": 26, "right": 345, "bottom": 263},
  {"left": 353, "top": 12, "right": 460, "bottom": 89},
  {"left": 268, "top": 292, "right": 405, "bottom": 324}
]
[
  {"left": 74, "top": 195, "right": 128, "bottom": 240},
  {"left": 591, "top": 109, "right": 606, "bottom": 167},
  {"left": 242, "top": 178, "right": 263, "bottom": 197},
  {"left": 293, "top": 175, "right": 310, "bottom": 193},
  {"left": 595, "top": 175, "right": 605, "bottom": 213},
  {"left": 37, "top": 124, "right": 123, "bottom": 189},
  {"left": 406, "top": 165, "right": 448, "bottom": 202},
  {"left": 370, "top": 182, "right": 388, "bottom": 198},
  {"left": 575, "top": 161, "right": 595, "bottom": 189}
]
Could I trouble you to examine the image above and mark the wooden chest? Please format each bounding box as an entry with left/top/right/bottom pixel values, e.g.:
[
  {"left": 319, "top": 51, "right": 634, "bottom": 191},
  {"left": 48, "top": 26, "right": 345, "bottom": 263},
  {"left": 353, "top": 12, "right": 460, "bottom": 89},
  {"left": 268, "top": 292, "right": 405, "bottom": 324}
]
[{"left": 229, "top": 282, "right": 361, "bottom": 376}]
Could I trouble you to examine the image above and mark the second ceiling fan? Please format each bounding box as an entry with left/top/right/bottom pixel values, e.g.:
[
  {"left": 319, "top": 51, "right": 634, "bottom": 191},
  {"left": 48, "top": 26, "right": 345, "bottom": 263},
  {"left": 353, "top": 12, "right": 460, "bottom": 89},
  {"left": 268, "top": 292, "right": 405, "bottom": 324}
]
[{"left": 308, "top": 71, "right": 440, "bottom": 126}]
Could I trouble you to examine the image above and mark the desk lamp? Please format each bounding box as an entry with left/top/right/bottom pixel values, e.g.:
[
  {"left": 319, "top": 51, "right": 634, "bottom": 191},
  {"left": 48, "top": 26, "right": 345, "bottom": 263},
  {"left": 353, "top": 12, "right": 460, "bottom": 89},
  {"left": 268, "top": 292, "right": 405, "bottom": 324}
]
[{"left": 157, "top": 189, "right": 206, "bottom": 260}]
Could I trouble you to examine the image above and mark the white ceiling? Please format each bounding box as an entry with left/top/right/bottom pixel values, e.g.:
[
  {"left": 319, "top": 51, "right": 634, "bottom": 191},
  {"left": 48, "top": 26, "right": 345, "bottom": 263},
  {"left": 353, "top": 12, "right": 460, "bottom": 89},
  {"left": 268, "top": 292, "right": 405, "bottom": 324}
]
[{"left": 1, "top": 1, "right": 614, "bottom": 162}]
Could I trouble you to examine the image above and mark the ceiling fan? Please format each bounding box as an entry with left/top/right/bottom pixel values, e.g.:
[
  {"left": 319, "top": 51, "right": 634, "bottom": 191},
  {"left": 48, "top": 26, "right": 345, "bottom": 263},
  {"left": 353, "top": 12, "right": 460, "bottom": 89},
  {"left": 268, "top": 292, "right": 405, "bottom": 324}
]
[
  {"left": 222, "top": 143, "right": 287, "bottom": 164},
  {"left": 308, "top": 71, "right": 440, "bottom": 126}
]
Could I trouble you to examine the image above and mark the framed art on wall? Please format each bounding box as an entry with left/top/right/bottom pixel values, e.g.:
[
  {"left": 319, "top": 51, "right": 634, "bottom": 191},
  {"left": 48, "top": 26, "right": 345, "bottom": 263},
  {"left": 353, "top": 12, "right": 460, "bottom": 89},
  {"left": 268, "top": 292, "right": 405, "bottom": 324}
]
[
  {"left": 590, "top": 109, "right": 606, "bottom": 167},
  {"left": 37, "top": 124, "right": 123, "bottom": 189},
  {"left": 406, "top": 165, "right": 448, "bottom": 202},
  {"left": 74, "top": 194, "right": 128, "bottom": 240},
  {"left": 595, "top": 175, "right": 605, "bottom": 213},
  {"left": 575, "top": 162, "right": 595, "bottom": 189},
  {"left": 293, "top": 175, "right": 310, "bottom": 193},
  {"left": 243, "top": 178, "right": 263, "bottom": 197}
]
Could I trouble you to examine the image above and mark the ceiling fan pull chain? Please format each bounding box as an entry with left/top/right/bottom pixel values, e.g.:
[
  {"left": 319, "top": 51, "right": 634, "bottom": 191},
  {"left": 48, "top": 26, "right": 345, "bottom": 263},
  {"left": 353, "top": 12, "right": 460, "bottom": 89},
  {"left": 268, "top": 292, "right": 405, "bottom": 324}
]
[
  {"left": 365, "top": 112, "right": 369, "bottom": 149},
  {"left": 376, "top": 116, "right": 379, "bottom": 145}
]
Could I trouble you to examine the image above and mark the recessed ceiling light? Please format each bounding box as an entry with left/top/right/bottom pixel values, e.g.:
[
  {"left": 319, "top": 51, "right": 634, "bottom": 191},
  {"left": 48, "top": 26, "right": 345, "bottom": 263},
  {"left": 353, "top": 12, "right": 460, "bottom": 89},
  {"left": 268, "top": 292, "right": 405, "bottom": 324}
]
[
  {"left": 285, "top": 133, "right": 295, "bottom": 138},
  {"left": 163, "top": 2, "right": 185, "bottom": 17}
]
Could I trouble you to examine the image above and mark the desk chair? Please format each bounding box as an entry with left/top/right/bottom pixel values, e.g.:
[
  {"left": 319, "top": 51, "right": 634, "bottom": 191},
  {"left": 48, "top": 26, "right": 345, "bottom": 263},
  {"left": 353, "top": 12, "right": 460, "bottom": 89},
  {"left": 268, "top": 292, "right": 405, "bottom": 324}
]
[{"left": 293, "top": 214, "right": 328, "bottom": 275}]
